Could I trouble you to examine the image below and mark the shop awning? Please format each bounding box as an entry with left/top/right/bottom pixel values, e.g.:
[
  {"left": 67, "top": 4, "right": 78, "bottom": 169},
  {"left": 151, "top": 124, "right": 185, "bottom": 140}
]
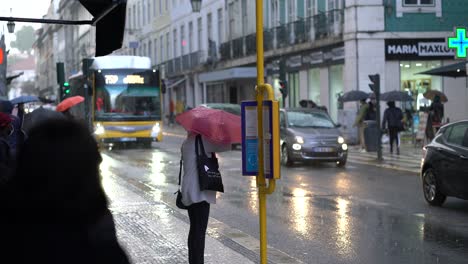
[
  {"left": 166, "top": 77, "right": 186, "bottom": 89},
  {"left": 199, "top": 67, "right": 259, "bottom": 82},
  {"left": 416, "top": 61, "right": 467, "bottom": 78}
]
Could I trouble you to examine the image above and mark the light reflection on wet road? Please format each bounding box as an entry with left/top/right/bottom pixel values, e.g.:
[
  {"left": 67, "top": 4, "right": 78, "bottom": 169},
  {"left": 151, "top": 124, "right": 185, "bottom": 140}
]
[{"left": 99, "top": 137, "right": 468, "bottom": 264}]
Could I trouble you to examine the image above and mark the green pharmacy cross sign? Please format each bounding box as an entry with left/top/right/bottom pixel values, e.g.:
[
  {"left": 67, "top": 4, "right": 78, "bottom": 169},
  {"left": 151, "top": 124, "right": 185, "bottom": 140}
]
[{"left": 448, "top": 27, "right": 468, "bottom": 58}]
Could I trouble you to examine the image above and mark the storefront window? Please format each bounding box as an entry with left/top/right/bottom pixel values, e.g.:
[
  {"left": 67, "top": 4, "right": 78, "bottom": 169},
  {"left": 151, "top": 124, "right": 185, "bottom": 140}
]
[
  {"left": 328, "top": 64, "right": 343, "bottom": 122},
  {"left": 400, "top": 60, "right": 442, "bottom": 111},
  {"left": 308, "top": 68, "right": 321, "bottom": 105},
  {"left": 206, "top": 83, "right": 225, "bottom": 103},
  {"left": 288, "top": 72, "right": 300, "bottom": 107}
]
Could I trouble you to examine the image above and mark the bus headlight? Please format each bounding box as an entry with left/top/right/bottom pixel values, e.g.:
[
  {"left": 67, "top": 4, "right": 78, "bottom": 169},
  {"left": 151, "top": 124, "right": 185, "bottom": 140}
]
[
  {"left": 337, "top": 136, "right": 345, "bottom": 144},
  {"left": 94, "top": 123, "right": 105, "bottom": 135},
  {"left": 151, "top": 123, "right": 160, "bottom": 136}
]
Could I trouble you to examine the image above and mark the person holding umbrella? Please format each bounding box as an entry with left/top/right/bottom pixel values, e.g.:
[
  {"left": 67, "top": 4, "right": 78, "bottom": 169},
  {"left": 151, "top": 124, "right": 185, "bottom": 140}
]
[
  {"left": 175, "top": 106, "right": 240, "bottom": 264},
  {"left": 382, "top": 101, "right": 404, "bottom": 155},
  {"left": 429, "top": 95, "right": 444, "bottom": 133},
  {"left": 353, "top": 99, "right": 369, "bottom": 152}
]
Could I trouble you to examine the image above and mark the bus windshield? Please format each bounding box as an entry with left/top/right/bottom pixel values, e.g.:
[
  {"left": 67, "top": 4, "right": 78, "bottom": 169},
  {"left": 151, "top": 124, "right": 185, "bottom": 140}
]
[{"left": 94, "top": 70, "right": 161, "bottom": 121}]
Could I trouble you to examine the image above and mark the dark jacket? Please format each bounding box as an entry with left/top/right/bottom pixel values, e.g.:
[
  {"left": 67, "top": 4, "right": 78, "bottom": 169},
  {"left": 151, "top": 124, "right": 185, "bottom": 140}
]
[
  {"left": 429, "top": 101, "right": 444, "bottom": 123},
  {"left": 382, "top": 106, "right": 403, "bottom": 129}
]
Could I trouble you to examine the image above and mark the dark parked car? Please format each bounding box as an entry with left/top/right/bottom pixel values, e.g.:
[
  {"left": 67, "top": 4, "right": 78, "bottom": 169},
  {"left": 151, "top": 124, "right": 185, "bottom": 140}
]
[
  {"left": 279, "top": 108, "right": 348, "bottom": 167},
  {"left": 421, "top": 120, "right": 468, "bottom": 206}
]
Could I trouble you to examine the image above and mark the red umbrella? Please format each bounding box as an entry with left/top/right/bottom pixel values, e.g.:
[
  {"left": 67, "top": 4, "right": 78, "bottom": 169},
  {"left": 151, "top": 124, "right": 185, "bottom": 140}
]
[
  {"left": 176, "top": 106, "right": 241, "bottom": 144},
  {"left": 56, "top": 96, "right": 84, "bottom": 112}
]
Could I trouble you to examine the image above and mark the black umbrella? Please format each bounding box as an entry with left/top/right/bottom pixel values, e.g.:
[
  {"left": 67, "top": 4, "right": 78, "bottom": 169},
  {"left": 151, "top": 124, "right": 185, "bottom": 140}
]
[
  {"left": 380, "top": 91, "right": 413, "bottom": 102},
  {"left": 417, "top": 61, "right": 467, "bottom": 78},
  {"left": 338, "top": 90, "right": 370, "bottom": 102},
  {"left": 79, "top": 0, "right": 127, "bottom": 56}
]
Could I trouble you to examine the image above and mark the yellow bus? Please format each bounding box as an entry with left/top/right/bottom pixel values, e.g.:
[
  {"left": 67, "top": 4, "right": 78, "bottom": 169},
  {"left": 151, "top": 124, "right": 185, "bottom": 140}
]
[{"left": 68, "top": 55, "right": 163, "bottom": 147}]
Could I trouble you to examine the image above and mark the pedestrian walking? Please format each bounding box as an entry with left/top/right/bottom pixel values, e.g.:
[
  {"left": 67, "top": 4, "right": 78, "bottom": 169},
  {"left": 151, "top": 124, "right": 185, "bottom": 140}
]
[
  {"left": 429, "top": 94, "right": 444, "bottom": 133},
  {"left": 179, "top": 132, "right": 230, "bottom": 264},
  {"left": 353, "top": 99, "right": 369, "bottom": 152},
  {"left": 0, "top": 119, "right": 130, "bottom": 264},
  {"left": 382, "top": 101, "right": 404, "bottom": 155}
]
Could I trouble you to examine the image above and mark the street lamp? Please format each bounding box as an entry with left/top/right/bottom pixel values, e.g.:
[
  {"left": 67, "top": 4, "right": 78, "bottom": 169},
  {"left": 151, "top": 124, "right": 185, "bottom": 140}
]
[
  {"left": 7, "top": 20, "right": 15, "bottom": 33},
  {"left": 190, "top": 0, "right": 202, "bottom": 12}
]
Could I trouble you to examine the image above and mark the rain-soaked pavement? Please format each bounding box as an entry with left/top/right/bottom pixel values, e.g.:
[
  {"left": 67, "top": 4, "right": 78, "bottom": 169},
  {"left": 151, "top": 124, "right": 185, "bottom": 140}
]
[{"left": 100, "top": 134, "right": 468, "bottom": 264}]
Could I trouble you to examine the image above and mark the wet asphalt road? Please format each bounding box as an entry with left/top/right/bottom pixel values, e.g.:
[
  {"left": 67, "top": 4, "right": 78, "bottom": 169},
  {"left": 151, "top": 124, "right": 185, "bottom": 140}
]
[{"left": 100, "top": 134, "right": 468, "bottom": 264}]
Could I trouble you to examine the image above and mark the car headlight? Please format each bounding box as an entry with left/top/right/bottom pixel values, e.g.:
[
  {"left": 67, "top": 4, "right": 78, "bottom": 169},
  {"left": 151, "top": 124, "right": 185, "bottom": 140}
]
[
  {"left": 341, "top": 143, "right": 348, "bottom": 151},
  {"left": 292, "top": 143, "right": 302, "bottom": 150},
  {"left": 295, "top": 136, "right": 304, "bottom": 144},
  {"left": 94, "top": 123, "right": 105, "bottom": 135},
  {"left": 337, "top": 136, "right": 345, "bottom": 144}
]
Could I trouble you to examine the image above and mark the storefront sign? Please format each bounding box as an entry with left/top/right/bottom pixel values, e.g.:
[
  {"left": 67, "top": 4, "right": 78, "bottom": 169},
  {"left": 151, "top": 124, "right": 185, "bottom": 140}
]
[{"left": 385, "top": 39, "right": 454, "bottom": 60}]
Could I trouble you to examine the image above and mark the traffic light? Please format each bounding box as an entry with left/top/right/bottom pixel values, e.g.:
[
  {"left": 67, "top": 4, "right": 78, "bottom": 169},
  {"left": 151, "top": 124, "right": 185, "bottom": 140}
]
[
  {"left": 279, "top": 80, "right": 288, "bottom": 99},
  {"left": 63, "top": 82, "right": 70, "bottom": 94},
  {"left": 368, "top": 74, "right": 380, "bottom": 95}
]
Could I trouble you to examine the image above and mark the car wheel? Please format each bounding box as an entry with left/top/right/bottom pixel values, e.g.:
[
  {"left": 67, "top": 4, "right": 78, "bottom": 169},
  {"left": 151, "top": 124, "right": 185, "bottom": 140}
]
[
  {"left": 336, "top": 158, "right": 347, "bottom": 167},
  {"left": 422, "top": 168, "right": 446, "bottom": 206},
  {"left": 281, "top": 144, "right": 293, "bottom": 166}
]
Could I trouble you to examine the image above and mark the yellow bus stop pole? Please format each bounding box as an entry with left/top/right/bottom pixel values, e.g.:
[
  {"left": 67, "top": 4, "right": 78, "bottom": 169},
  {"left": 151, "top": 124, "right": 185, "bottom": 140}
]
[{"left": 255, "top": 0, "right": 276, "bottom": 263}]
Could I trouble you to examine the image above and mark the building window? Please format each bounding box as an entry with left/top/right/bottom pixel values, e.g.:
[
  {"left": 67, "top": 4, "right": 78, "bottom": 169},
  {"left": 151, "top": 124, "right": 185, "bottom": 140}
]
[
  {"left": 241, "top": 0, "right": 247, "bottom": 34},
  {"left": 147, "top": 0, "right": 151, "bottom": 23},
  {"left": 142, "top": 1, "right": 146, "bottom": 25},
  {"left": 181, "top": 25, "right": 185, "bottom": 55},
  {"left": 173, "top": 29, "right": 178, "bottom": 58},
  {"left": 137, "top": 3, "right": 141, "bottom": 28},
  {"left": 197, "top": 17, "right": 202, "bottom": 51},
  {"left": 207, "top": 13, "right": 212, "bottom": 43},
  {"left": 400, "top": 61, "right": 442, "bottom": 111},
  {"left": 189, "top": 21, "right": 193, "bottom": 53},
  {"left": 143, "top": 42, "right": 147, "bottom": 57},
  {"left": 132, "top": 5, "right": 136, "bottom": 30},
  {"left": 308, "top": 68, "right": 320, "bottom": 105},
  {"left": 403, "top": 0, "right": 434, "bottom": 5},
  {"left": 229, "top": 2, "right": 235, "bottom": 39},
  {"left": 307, "top": 0, "right": 316, "bottom": 17},
  {"left": 154, "top": 38, "right": 158, "bottom": 64},
  {"left": 396, "top": 0, "right": 440, "bottom": 17},
  {"left": 160, "top": 35, "right": 164, "bottom": 61},
  {"left": 217, "top": 8, "right": 223, "bottom": 44},
  {"left": 154, "top": 0, "right": 157, "bottom": 17},
  {"left": 166, "top": 32, "right": 170, "bottom": 60},
  {"left": 328, "top": 64, "right": 343, "bottom": 122},
  {"left": 160, "top": 0, "right": 163, "bottom": 14},
  {"left": 148, "top": 40, "right": 152, "bottom": 61}
]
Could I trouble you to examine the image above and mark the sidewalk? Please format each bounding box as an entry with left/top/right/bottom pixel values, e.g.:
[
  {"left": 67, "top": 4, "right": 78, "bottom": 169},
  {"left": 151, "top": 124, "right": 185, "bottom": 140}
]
[
  {"left": 347, "top": 142, "right": 423, "bottom": 174},
  {"left": 107, "top": 152, "right": 303, "bottom": 264}
]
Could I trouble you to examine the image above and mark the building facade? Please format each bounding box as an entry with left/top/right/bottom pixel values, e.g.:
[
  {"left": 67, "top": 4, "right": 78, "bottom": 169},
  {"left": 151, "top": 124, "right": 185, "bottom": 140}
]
[{"left": 33, "top": 0, "right": 468, "bottom": 130}]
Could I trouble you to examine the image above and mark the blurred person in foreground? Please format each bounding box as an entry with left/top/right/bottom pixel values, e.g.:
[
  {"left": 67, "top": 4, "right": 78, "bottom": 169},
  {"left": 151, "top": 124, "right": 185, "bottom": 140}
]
[
  {"left": 0, "top": 119, "right": 130, "bottom": 264},
  {"left": 0, "top": 112, "right": 14, "bottom": 184},
  {"left": 0, "top": 100, "right": 25, "bottom": 155}
]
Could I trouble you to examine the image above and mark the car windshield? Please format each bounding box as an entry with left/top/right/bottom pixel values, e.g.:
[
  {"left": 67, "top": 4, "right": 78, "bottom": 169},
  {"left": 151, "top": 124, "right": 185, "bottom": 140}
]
[{"left": 287, "top": 110, "right": 335, "bottom": 128}]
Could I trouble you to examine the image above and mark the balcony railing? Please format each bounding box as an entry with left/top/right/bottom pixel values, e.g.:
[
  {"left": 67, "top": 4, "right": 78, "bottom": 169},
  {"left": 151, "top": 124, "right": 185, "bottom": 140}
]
[
  {"left": 219, "top": 9, "right": 344, "bottom": 61},
  {"left": 162, "top": 50, "right": 206, "bottom": 77}
]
